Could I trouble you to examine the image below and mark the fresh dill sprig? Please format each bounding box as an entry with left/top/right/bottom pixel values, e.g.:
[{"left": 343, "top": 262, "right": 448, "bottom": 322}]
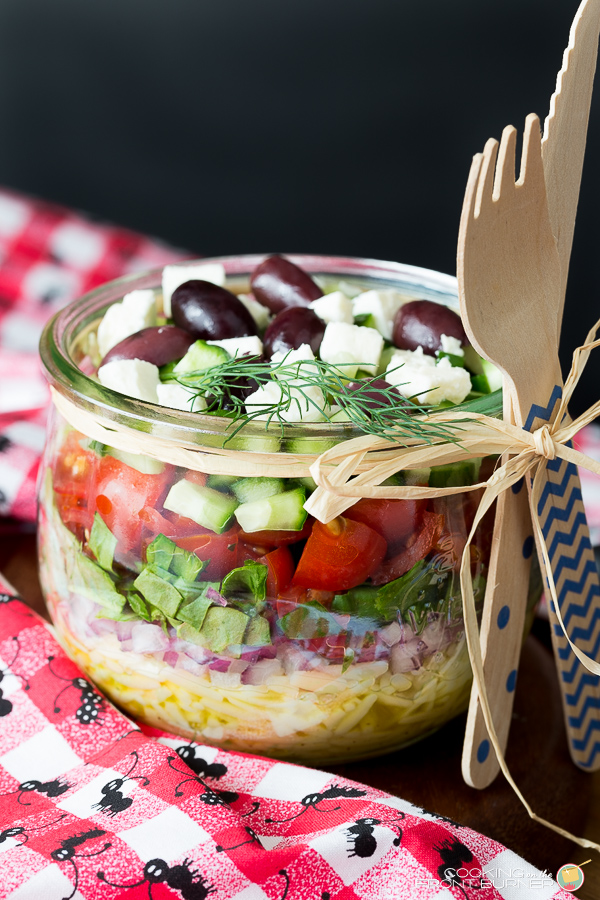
[{"left": 167, "top": 355, "right": 501, "bottom": 445}]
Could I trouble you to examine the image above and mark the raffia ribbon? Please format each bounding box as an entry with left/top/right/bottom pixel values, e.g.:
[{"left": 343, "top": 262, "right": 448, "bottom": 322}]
[{"left": 51, "top": 320, "right": 600, "bottom": 850}]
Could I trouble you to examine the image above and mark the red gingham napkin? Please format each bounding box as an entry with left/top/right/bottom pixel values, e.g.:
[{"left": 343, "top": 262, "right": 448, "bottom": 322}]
[
  {"left": 0, "top": 188, "right": 187, "bottom": 524},
  {"left": 0, "top": 573, "right": 572, "bottom": 900}
]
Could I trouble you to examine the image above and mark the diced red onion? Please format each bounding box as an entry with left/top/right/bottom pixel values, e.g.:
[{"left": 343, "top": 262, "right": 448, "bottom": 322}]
[
  {"left": 209, "top": 658, "right": 230, "bottom": 672},
  {"left": 242, "top": 658, "right": 284, "bottom": 685},
  {"left": 182, "top": 643, "right": 211, "bottom": 664},
  {"left": 128, "top": 622, "right": 169, "bottom": 654},
  {"left": 228, "top": 659, "right": 249, "bottom": 675},
  {"left": 206, "top": 587, "right": 227, "bottom": 606},
  {"left": 278, "top": 644, "right": 315, "bottom": 675},
  {"left": 390, "top": 640, "right": 424, "bottom": 673},
  {"left": 178, "top": 655, "right": 208, "bottom": 677},
  {"left": 379, "top": 621, "right": 403, "bottom": 647}
]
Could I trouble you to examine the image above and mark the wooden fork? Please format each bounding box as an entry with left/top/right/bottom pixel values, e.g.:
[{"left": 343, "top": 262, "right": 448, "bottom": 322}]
[
  {"left": 458, "top": 113, "right": 600, "bottom": 779},
  {"left": 462, "top": 0, "right": 600, "bottom": 789}
]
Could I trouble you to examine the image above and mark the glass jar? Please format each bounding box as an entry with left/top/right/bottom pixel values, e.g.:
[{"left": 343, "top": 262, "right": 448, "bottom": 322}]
[{"left": 38, "top": 254, "right": 541, "bottom": 764}]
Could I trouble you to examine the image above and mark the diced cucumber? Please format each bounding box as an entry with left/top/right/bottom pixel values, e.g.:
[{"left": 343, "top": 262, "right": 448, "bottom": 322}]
[
  {"left": 231, "top": 477, "right": 285, "bottom": 503},
  {"left": 164, "top": 480, "right": 239, "bottom": 534},
  {"left": 207, "top": 474, "right": 238, "bottom": 492},
  {"left": 159, "top": 360, "right": 177, "bottom": 382},
  {"left": 429, "top": 458, "right": 482, "bottom": 487},
  {"left": 353, "top": 313, "right": 377, "bottom": 329},
  {"left": 376, "top": 345, "right": 397, "bottom": 376},
  {"left": 462, "top": 344, "right": 484, "bottom": 374},
  {"left": 294, "top": 475, "right": 317, "bottom": 494},
  {"left": 383, "top": 467, "right": 431, "bottom": 487},
  {"left": 436, "top": 352, "right": 465, "bottom": 368},
  {"left": 173, "top": 340, "right": 230, "bottom": 376},
  {"left": 224, "top": 434, "right": 281, "bottom": 453},
  {"left": 329, "top": 408, "right": 354, "bottom": 423},
  {"left": 286, "top": 436, "right": 337, "bottom": 453},
  {"left": 476, "top": 358, "right": 503, "bottom": 393},
  {"left": 234, "top": 486, "right": 307, "bottom": 533},
  {"left": 106, "top": 447, "right": 165, "bottom": 474}
]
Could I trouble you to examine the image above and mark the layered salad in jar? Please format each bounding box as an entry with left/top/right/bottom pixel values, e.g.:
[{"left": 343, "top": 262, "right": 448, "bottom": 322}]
[{"left": 38, "top": 254, "right": 523, "bottom": 764}]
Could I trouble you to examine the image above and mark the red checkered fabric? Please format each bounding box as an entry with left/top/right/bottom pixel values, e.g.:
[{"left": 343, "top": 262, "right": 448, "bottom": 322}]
[
  {"left": 0, "top": 575, "right": 572, "bottom": 900},
  {"left": 0, "top": 188, "right": 188, "bottom": 524}
]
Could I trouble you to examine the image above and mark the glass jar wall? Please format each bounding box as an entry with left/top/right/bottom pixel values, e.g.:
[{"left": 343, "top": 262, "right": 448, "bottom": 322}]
[{"left": 38, "top": 255, "right": 541, "bottom": 763}]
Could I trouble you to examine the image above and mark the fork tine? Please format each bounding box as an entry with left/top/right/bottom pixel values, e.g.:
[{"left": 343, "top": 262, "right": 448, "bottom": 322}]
[
  {"left": 494, "top": 125, "right": 518, "bottom": 199},
  {"left": 475, "top": 138, "right": 499, "bottom": 217},
  {"left": 460, "top": 152, "right": 484, "bottom": 229},
  {"left": 519, "top": 113, "right": 544, "bottom": 185}
]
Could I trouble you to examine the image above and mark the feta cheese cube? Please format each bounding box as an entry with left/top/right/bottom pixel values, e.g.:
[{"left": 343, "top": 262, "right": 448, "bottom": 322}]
[
  {"left": 319, "top": 322, "right": 383, "bottom": 377},
  {"left": 271, "top": 344, "right": 319, "bottom": 382},
  {"left": 207, "top": 335, "right": 263, "bottom": 357},
  {"left": 385, "top": 347, "right": 471, "bottom": 405},
  {"left": 98, "top": 359, "right": 161, "bottom": 403},
  {"left": 351, "top": 289, "right": 407, "bottom": 341},
  {"left": 156, "top": 382, "right": 208, "bottom": 412},
  {"left": 245, "top": 380, "right": 326, "bottom": 422},
  {"left": 161, "top": 262, "right": 226, "bottom": 317},
  {"left": 97, "top": 289, "right": 157, "bottom": 358},
  {"left": 310, "top": 291, "right": 354, "bottom": 325},
  {"left": 440, "top": 333, "right": 464, "bottom": 356},
  {"left": 237, "top": 293, "right": 272, "bottom": 330}
]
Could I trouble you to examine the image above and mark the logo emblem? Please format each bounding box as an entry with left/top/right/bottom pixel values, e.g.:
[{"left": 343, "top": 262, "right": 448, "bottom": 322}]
[{"left": 556, "top": 862, "right": 587, "bottom": 892}]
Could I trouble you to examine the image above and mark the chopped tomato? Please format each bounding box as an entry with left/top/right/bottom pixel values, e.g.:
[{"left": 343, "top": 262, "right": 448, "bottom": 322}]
[
  {"left": 238, "top": 517, "right": 314, "bottom": 547},
  {"left": 432, "top": 491, "right": 492, "bottom": 573},
  {"left": 172, "top": 531, "right": 239, "bottom": 581},
  {"left": 235, "top": 542, "right": 267, "bottom": 567},
  {"left": 139, "top": 506, "right": 179, "bottom": 539},
  {"left": 292, "top": 517, "right": 387, "bottom": 592},
  {"left": 92, "top": 456, "right": 171, "bottom": 556},
  {"left": 370, "top": 510, "right": 443, "bottom": 585},
  {"left": 53, "top": 431, "right": 98, "bottom": 531},
  {"left": 258, "top": 546, "right": 295, "bottom": 598},
  {"left": 345, "top": 498, "right": 425, "bottom": 552},
  {"left": 184, "top": 470, "right": 208, "bottom": 487}
]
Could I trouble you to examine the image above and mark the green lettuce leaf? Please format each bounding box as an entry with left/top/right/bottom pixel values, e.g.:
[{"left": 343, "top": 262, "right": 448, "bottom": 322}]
[
  {"left": 244, "top": 615, "right": 271, "bottom": 646},
  {"left": 133, "top": 565, "right": 183, "bottom": 617},
  {"left": 88, "top": 513, "right": 117, "bottom": 572},
  {"left": 201, "top": 607, "right": 249, "bottom": 653},
  {"left": 221, "top": 560, "right": 268, "bottom": 604}
]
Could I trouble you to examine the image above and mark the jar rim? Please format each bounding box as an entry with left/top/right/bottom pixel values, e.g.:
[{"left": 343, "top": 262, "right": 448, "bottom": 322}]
[{"left": 39, "top": 253, "right": 458, "bottom": 452}]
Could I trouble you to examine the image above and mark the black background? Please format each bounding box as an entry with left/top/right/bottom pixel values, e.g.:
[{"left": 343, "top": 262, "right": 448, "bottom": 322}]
[{"left": 0, "top": 0, "right": 596, "bottom": 415}]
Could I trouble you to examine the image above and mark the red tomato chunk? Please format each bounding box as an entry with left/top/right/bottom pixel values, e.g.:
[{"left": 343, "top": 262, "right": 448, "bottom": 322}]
[
  {"left": 345, "top": 497, "right": 426, "bottom": 553},
  {"left": 370, "top": 510, "right": 443, "bottom": 585},
  {"left": 293, "top": 517, "right": 387, "bottom": 592}
]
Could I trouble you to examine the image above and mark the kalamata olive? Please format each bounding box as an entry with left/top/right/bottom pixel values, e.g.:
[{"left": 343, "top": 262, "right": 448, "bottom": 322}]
[
  {"left": 343, "top": 378, "right": 408, "bottom": 412},
  {"left": 250, "top": 255, "right": 323, "bottom": 313},
  {"left": 100, "top": 325, "right": 195, "bottom": 367},
  {"left": 263, "top": 307, "right": 326, "bottom": 358},
  {"left": 171, "top": 280, "right": 257, "bottom": 340},
  {"left": 392, "top": 300, "right": 467, "bottom": 355}
]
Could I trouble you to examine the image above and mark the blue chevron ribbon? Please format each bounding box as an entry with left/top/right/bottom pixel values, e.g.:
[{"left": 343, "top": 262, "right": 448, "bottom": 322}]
[{"left": 530, "top": 386, "right": 600, "bottom": 768}]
